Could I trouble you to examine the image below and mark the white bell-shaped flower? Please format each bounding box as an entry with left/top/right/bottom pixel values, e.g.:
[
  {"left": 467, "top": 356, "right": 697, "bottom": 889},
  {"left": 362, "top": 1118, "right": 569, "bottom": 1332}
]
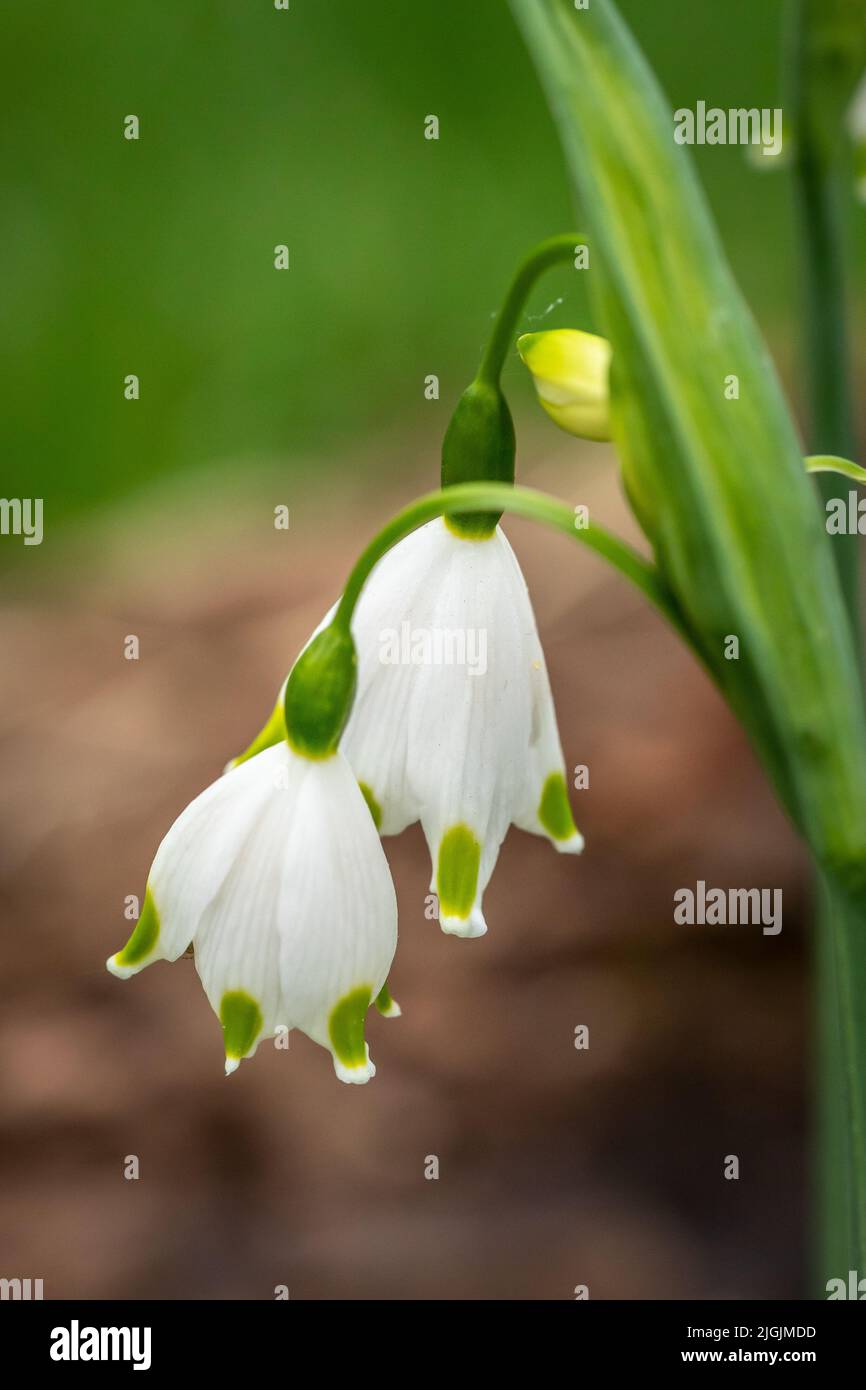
[
  {"left": 107, "top": 740, "right": 398, "bottom": 1083},
  {"left": 336, "top": 518, "right": 583, "bottom": 938}
]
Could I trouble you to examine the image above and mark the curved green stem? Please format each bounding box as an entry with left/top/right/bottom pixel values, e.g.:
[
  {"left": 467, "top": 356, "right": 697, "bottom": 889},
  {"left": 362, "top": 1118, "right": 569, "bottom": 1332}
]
[
  {"left": 476, "top": 234, "right": 585, "bottom": 386},
  {"left": 229, "top": 484, "right": 697, "bottom": 773},
  {"left": 334, "top": 481, "right": 695, "bottom": 651},
  {"left": 807, "top": 455, "right": 866, "bottom": 485}
]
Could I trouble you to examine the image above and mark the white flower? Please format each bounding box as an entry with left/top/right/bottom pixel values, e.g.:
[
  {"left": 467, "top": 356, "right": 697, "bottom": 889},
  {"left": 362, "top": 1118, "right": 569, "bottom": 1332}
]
[
  {"left": 107, "top": 742, "right": 397, "bottom": 1084},
  {"left": 336, "top": 518, "right": 583, "bottom": 938}
]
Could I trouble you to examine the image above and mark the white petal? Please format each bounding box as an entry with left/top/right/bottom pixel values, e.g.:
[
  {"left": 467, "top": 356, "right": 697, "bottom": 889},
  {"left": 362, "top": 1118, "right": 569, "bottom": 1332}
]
[
  {"left": 274, "top": 751, "right": 398, "bottom": 1083},
  {"left": 193, "top": 747, "right": 302, "bottom": 1067},
  {"left": 309, "top": 517, "right": 581, "bottom": 942},
  {"left": 106, "top": 748, "right": 280, "bottom": 978},
  {"left": 340, "top": 519, "right": 459, "bottom": 833},
  {"left": 405, "top": 526, "right": 529, "bottom": 935},
  {"left": 500, "top": 538, "right": 583, "bottom": 855}
]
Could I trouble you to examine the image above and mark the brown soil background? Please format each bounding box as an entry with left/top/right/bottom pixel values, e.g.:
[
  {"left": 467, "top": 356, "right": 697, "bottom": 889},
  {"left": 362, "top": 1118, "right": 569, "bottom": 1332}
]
[{"left": 0, "top": 444, "right": 809, "bottom": 1299}]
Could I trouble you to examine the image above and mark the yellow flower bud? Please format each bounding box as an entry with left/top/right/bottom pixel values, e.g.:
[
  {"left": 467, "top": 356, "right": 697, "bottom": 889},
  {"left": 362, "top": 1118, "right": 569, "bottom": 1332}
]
[{"left": 517, "top": 328, "right": 611, "bottom": 441}]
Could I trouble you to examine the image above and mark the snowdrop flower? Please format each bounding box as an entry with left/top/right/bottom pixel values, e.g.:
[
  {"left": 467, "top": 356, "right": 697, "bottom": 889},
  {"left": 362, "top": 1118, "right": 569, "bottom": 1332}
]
[
  {"left": 336, "top": 519, "right": 583, "bottom": 938},
  {"left": 227, "top": 256, "right": 591, "bottom": 947},
  {"left": 107, "top": 625, "right": 398, "bottom": 1083},
  {"left": 518, "top": 329, "right": 611, "bottom": 441},
  {"left": 232, "top": 519, "right": 583, "bottom": 941}
]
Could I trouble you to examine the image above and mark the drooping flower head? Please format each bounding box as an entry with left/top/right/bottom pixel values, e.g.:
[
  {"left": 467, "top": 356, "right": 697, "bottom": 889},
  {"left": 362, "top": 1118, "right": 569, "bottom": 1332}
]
[
  {"left": 333, "top": 517, "right": 583, "bottom": 938},
  {"left": 107, "top": 624, "right": 398, "bottom": 1083},
  {"left": 231, "top": 527, "right": 583, "bottom": 941},
  {"left": 229, "top": 283, "right": 587, "bottom": 942}
]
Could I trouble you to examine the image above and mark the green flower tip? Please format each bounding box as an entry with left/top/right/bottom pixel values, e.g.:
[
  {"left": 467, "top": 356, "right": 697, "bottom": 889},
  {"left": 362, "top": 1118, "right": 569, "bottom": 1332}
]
[
  {"left": 221, "top": 989, "right": 264, "bottom": 1075},
  {"left": 359, "top": 781, "right": 383, "bottom": 830},
  {"left": 329, "top": 985, "right": 377, "bottom": 1083},
  {"left": 106, "top": 887, "right": 160, "bottom": 979},
  {"left": 538, "top": 771, "right": 584, "bottom": 852},
  {"left": 441, "top": 379, "right": 515, "bottom": 539},
  {"left": 374, "top": 981, "right": 401, "bottom": 1018},
  {"left": 436, "top": 823, "right": 487, "bottom": 937},
  {"left": 284, "top": 622, "right": 357, "bottom": 760}
]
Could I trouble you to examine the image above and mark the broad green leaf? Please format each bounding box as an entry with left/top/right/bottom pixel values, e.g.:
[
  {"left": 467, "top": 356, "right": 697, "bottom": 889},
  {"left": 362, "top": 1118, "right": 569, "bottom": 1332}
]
[{"left": 510, "top": 0, "right": 866, "bottom": 886}]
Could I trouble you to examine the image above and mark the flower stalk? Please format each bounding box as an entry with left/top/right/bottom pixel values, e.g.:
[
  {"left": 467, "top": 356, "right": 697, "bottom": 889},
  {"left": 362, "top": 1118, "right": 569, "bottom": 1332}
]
[
  {"left": 789, "top": 0, "right": 866, "bottom": 1284},
  {"left": 475, "top": 234, "right": 585, "bottom": 389},
  {"left": 789, "top": 0, "right": 865, "bottom": 632},
  {"left": 440, "top": 234, "right": 584, "bottom": 536},
  {"left": 334, "top": 481, "right": 692, "bottom": 649}
]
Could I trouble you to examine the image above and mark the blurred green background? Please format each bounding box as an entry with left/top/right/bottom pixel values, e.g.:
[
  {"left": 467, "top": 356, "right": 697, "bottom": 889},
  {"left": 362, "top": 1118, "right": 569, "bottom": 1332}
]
[{"left": 0, "top": 0, "right": 861, "bottom": 532}]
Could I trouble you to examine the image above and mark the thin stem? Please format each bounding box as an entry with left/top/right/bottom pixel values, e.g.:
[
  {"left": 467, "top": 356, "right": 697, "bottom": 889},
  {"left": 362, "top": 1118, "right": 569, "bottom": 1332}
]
[
  {"left": 819, "top": 875, "right": 866, "bottom": 1273},
  {"left": 790, "top": 2, "right": 859, "bottom": 631},
  {"left": 334, "top": 481, "right": 696, "bottom": 652},
  {"left": 798, "top": 153, "right": 859, "bottom": 629},
  {"left": 789, "top": 0, "right": 863, "bottom": 1286},
  {"left": 476, "top": 234, "right": 585, "bottom": 386}
]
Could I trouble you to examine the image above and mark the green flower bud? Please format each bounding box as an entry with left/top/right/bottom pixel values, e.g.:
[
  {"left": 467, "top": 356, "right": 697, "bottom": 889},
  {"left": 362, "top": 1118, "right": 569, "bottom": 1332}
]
[
  {"left": 284, "top": 622, "right": 357, "bottom": 759},
  {"left": 517, "top": 328, "right": 612, "bottom": 441},
  {"left": 441, "top": 379, "right": 515, "bottom": 539}
]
